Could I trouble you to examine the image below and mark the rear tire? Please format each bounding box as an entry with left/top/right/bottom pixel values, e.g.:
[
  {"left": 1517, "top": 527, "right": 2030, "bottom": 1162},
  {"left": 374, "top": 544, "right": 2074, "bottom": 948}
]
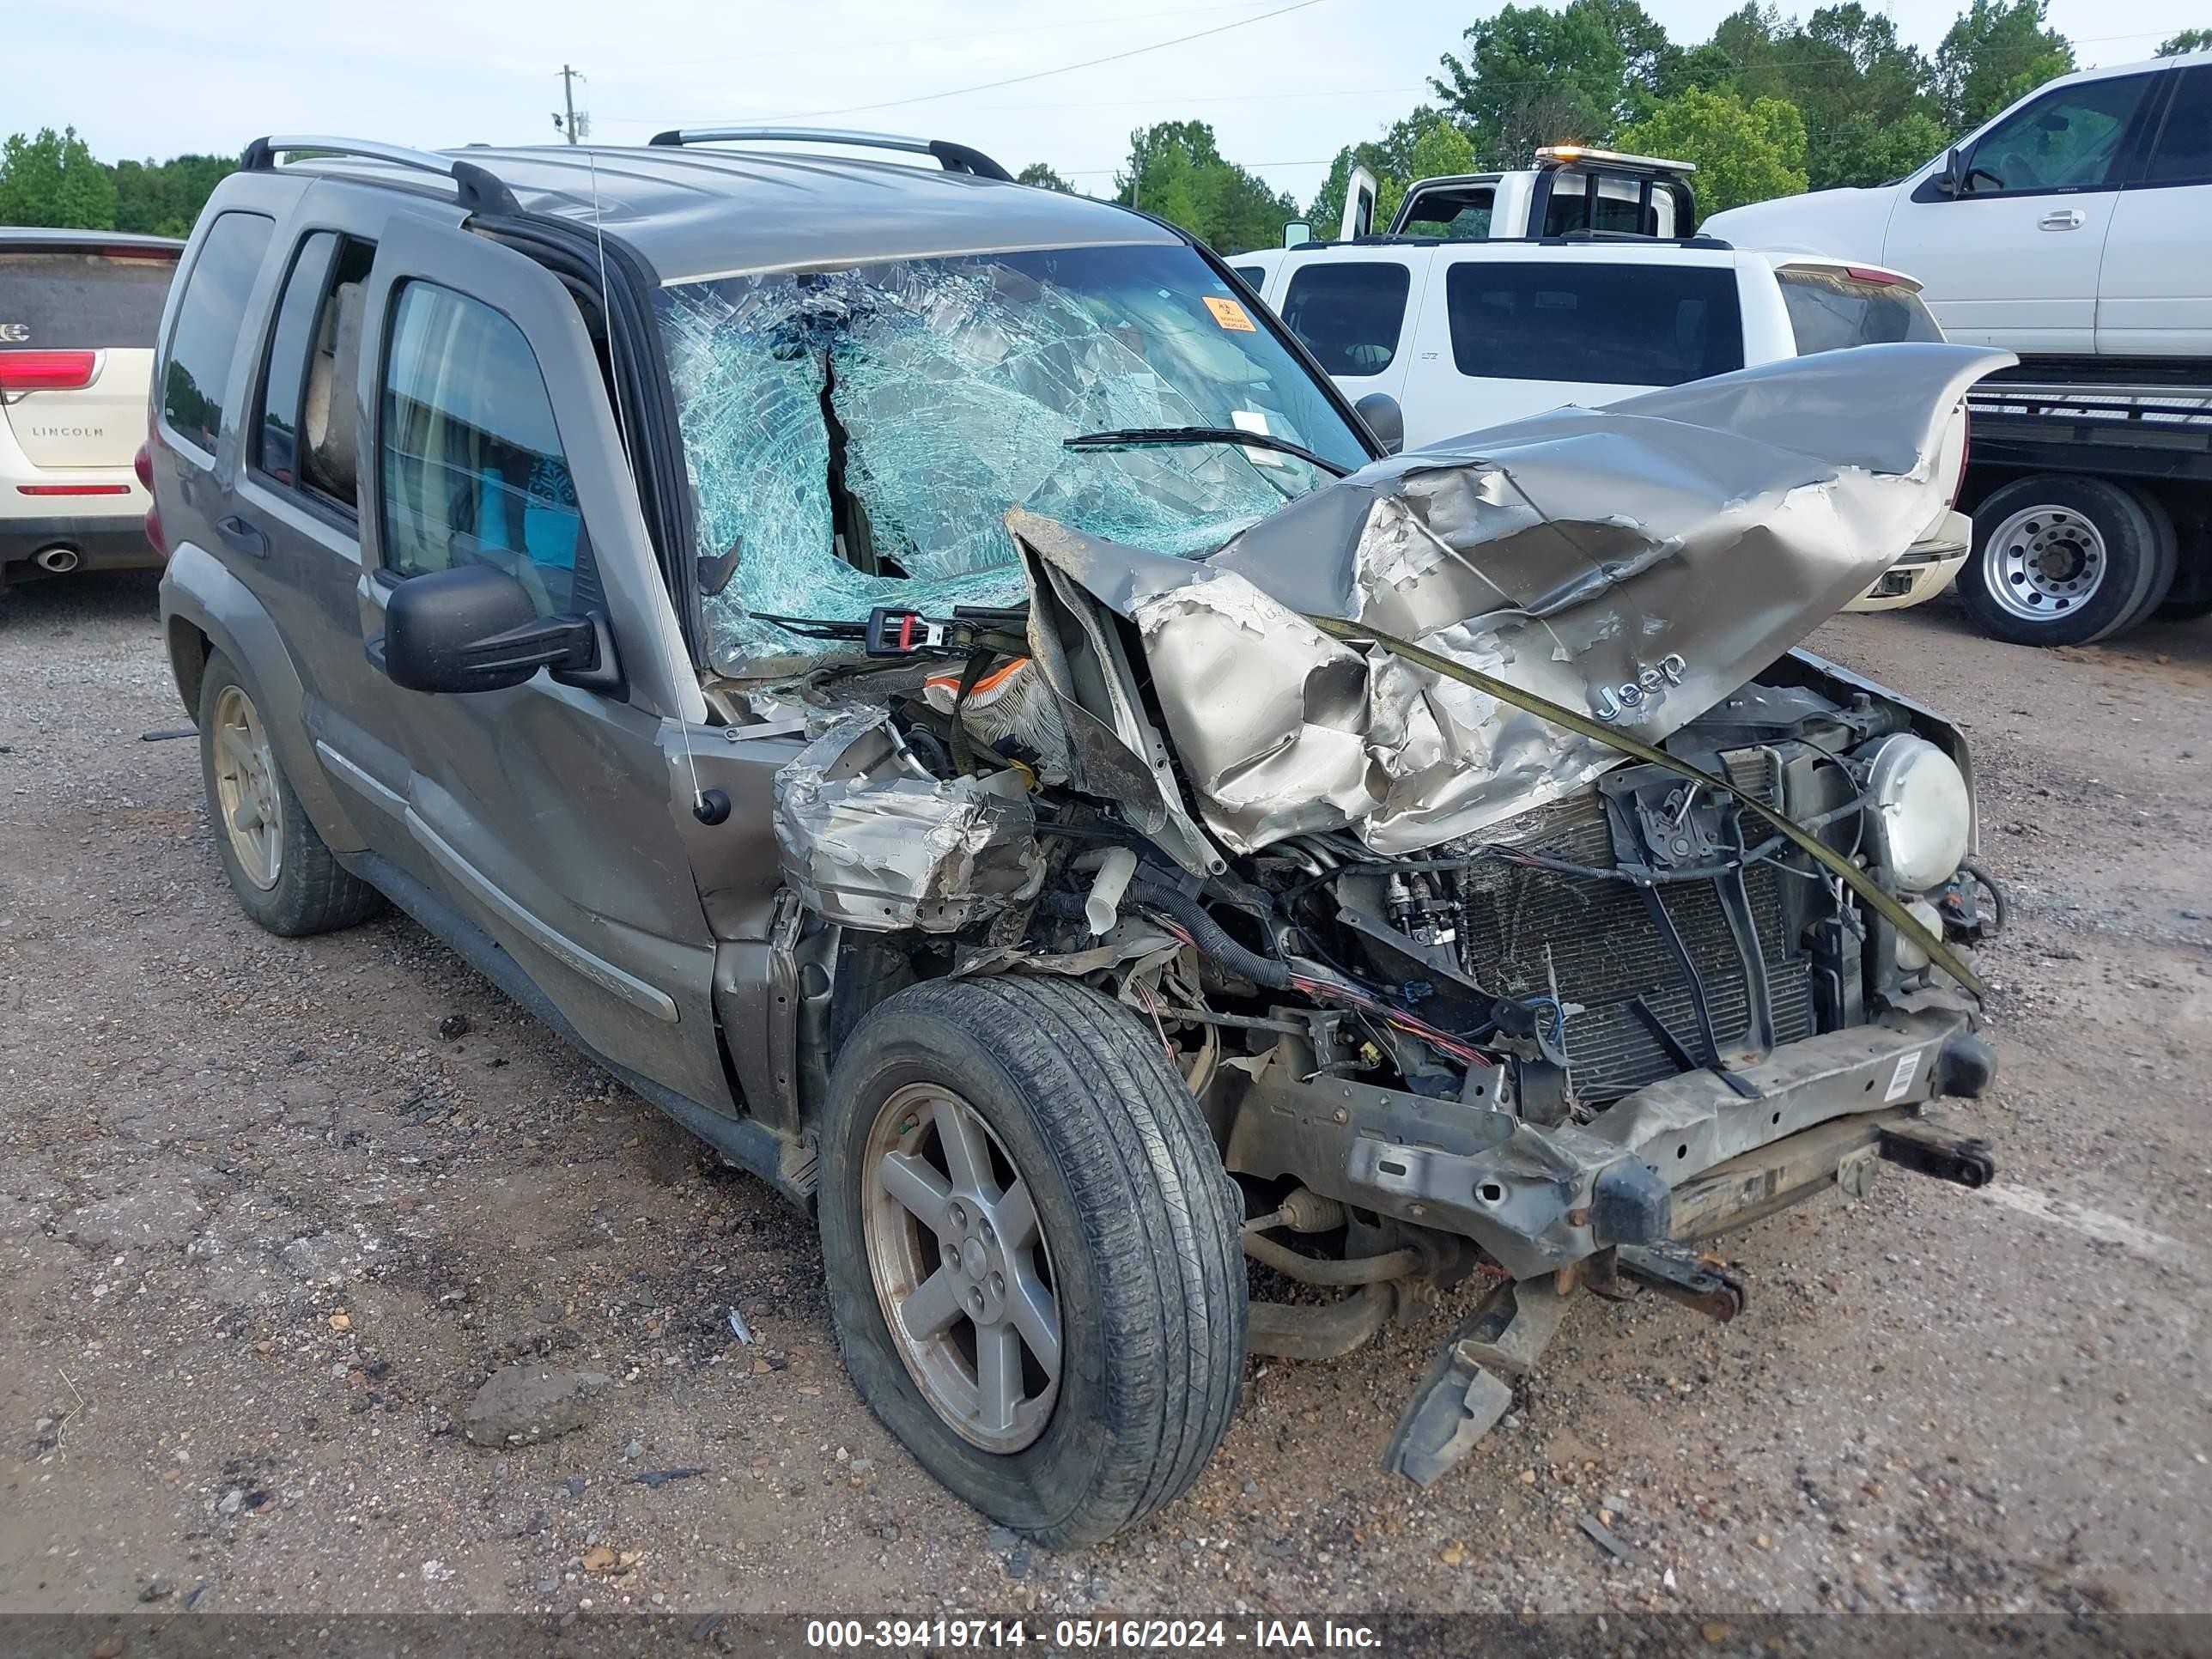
[
  {"left": 1960, "top": 475, "right": 2171, "bottom": 647},
  {"left": 2110, "top": 484, "right": 2179, "bottom": 635},
  {"left": 819, "top": 975, "right": 1246, "bottom": 1547},
  {"left": 2156, "top": 594, "right": 2212, "bottom": 623},
  {"left": 197, "top": 652, "right": 382, "bottom": 937}
]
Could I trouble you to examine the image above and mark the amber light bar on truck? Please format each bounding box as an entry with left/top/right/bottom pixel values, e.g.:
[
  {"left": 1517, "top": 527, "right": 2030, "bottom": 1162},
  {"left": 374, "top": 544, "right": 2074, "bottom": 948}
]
[{"left": 1535, "top": 145, "right": 1697, "bottom": 174}]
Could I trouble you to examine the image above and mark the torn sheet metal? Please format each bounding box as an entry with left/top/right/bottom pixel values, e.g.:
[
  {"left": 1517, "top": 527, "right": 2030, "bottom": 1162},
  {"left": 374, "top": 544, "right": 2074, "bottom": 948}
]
[
  {"left": 1013, "top": 342, "right": 2013, "bottom": 856},
  {"left": 773, "top": 714, "right": 1045, "bottom": 933}
]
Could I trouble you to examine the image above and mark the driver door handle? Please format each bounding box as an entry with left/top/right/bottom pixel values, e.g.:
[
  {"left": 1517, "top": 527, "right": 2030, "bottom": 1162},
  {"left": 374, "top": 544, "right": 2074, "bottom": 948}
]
[{"left": 2039, "top": 209, "right": 2085, "bottom": 230}]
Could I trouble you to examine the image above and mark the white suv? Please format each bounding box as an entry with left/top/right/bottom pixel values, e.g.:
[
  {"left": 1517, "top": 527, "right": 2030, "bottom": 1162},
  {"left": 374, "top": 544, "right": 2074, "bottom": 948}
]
[
  {"left": 1248, "top": 240, "right": 1976, "bottom": 611},
  {"left": 0, "top": 227, "right": 182, "bottom": 599}
]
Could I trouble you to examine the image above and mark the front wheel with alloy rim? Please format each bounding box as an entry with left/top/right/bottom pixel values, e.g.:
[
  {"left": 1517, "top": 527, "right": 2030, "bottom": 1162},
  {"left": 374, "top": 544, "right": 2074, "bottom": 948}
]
[
  {"left": 1960, "top": 475, "right": 2175, "bottom": 647},
  {"left": 196, "top": 651, "right": 383, "bottom": 937},
  {"left": 819, "top": 975, "right": 1247, "bottom": 1547}
]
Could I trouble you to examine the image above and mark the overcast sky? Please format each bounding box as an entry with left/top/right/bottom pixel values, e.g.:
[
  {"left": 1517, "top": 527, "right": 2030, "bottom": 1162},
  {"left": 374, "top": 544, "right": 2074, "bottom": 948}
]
[{"left": 18, "top": 0, "right": 2203, "bottom": 208}]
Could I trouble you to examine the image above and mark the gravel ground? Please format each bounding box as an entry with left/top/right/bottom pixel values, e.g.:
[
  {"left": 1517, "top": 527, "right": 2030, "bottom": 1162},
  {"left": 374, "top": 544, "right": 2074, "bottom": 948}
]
[{"left": 1, "top": 572, "right": 2206, "bottom": 1620}]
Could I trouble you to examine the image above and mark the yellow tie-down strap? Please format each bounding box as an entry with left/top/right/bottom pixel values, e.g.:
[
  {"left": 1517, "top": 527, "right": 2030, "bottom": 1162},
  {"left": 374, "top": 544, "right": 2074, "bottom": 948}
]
[{"left": 1301, "top": 614, "right": 1987, "bottom": 1000}]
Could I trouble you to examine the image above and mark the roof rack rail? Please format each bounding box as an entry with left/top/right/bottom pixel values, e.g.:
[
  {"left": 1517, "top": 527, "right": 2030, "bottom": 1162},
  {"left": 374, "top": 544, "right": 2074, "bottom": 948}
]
[
  {"left": 237, "top": 135, "right": 521, "bottom": 216},
  {"left": 647, "top": 125, "right": 1012, "bottom": 183},
  {"left": 1305, "top": 232, "right": 1733, "bottom": 252}
]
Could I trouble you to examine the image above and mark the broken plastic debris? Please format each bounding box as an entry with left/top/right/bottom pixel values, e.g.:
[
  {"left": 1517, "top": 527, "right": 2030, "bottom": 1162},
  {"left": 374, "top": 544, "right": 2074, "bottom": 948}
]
[{"left": 726, "top": 1304, "right": 755, "bottom": 1344}]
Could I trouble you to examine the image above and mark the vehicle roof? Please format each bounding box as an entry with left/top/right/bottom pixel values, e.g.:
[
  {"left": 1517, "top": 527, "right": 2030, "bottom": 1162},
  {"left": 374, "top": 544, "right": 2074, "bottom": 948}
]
[
  {"left": 1278, "top": 238, "right": 1741, "bottom": 265},
  {"left": 281, "top": 145, "right": 1181, "bottom": 284},
  {"left": 2035, "top": 52, "right": 2202, "bottom": 89},
  {"left": 0, "top": 227, "right": 185, "bottom": 252},
  {"left": 1269, "top": 240, "right": 1921, "bottom": 287}
]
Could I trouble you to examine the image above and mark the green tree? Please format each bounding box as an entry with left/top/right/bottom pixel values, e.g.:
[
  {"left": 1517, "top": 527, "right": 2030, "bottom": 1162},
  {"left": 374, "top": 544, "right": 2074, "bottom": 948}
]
[
  {"left": 1936, "top": 0, "right": 2074, "bottom": 131},
  {"left": 1308, "top": 106, "right": 1474, "bottom": 231},
  {"left": 111, "top": 154, "right": 235, "bottom": 237},
  {"left": 1616, "top": 84, "right": 1808, "bottom": 214},
  {"left": 1696, "top": 3, "right": 1943, "bottom": 187},
  {"left": 1431, "top": 0, "right": 1678, "bottom": 163},
  {"left": 1015, "top": 162, "right": 1074, "bottom": 193},
  {"left": 1819, "top": 109, "right": 1952, "bottom": 185},
  {"left": 0, "top": 127, "right": 118, "bottom": 229},
  {"left": 1376, "top": 119, "right": 1480, "bottom": 225},
  {"left": 1115, "top": 121, "right": 1300, "bottom": 253},
  {"left": 2156, "top": 27, "right": 2212, "bottom": 53}
]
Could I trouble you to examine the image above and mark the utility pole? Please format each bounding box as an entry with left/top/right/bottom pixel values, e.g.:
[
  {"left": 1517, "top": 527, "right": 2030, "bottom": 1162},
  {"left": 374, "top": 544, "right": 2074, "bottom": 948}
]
[{"left": 555, "top": 65, "right": 589, "bottom": 145}]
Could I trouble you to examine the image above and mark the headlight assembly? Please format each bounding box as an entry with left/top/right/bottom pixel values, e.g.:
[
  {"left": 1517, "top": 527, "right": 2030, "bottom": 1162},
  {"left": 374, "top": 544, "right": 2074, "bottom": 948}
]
[{"left": 1863, "top": 733, "right": 1972, "bottom": 894}]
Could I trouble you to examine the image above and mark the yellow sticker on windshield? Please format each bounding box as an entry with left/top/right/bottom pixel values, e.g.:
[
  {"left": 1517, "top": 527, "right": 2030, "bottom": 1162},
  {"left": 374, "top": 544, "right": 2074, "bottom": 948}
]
[{"left": 1203, "top": 295, "right": 1257, "bottom": 331}]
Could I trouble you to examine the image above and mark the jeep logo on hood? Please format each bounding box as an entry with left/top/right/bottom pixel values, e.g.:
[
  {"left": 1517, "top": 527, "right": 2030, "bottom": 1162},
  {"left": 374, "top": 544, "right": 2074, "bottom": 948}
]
[{"left": 1594, "top": 653, "right": 1688, "bottom": 723}]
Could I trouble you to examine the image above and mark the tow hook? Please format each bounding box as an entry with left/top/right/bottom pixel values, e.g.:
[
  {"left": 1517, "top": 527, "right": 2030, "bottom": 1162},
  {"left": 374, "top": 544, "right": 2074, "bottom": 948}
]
[
  {"left": 1878, "top": 1120, "right": 1997, "bottom": 1188},
  {"left": 1602, "top": 1243, "right": 1747, "bottom": 1323}
]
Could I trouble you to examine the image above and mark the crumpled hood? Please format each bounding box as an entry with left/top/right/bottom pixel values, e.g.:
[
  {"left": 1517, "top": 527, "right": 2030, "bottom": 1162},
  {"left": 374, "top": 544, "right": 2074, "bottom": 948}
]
[{"left": 1010, "top": 342, "right": 2012, "bottom": 856}]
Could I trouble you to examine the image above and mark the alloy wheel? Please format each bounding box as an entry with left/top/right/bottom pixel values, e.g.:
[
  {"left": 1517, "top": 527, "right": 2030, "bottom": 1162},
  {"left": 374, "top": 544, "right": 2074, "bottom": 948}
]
[
  {"left": 210, "top": 684, "right": 282, "bottom": 890},
  {"left": 862, "top": 1082, "right": 1061, "bottom": 1454}
]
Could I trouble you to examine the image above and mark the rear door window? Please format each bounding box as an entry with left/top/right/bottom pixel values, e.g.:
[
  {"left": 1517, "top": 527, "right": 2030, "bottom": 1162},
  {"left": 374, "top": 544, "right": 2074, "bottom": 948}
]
[
  {"left": 1279, "top": 261, "right": 1413, "bottom": 376},
  {"left": 255, "top": 233, "right": 376, "bottom": 511},
  {"left": 378, "top": 281, "right": 585, "bottom": 617},
  {"left": 1776, "top": 267, "right": 1945, "bottom": 354},
  {"left": 2143, "top": 65, "right": 2212, "bottom": 187},
  {"left": 1443, "top": 260, "right": 1742, "bottom": 386},
  {"left": 162, "top": 210, "right": 276, "bottom": 455},
  {"left": 0, "top": 246, "right": 176, "bottom": 349}
]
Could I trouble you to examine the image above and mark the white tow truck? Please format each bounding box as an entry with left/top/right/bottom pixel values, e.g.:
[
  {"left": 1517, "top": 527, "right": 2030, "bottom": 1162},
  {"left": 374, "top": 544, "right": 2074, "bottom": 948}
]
[
  {"left": 1705, "top": 53, "right": 2212, "bottom": 642},
  {"left": 1230, "top": 145, "right": 1698, "bottom": 295}
]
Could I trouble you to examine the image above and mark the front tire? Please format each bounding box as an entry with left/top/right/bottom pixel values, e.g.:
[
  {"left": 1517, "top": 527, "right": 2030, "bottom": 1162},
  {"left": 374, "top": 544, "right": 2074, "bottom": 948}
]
[
  {"left": 819, "top": 975, "right": 1246, "bottom": 1547},
  {"left": 197, "top": 652, "right": 382, "bottom": 937},
  {"left": 1960, "top": 476, "right": 2173, "bottom": 647}
]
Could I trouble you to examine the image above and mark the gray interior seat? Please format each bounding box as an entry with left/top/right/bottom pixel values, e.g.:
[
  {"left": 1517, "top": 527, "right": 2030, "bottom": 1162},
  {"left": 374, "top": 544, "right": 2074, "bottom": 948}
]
[{"left": 301, "top": 281, "right": 365, "bottom": 503}]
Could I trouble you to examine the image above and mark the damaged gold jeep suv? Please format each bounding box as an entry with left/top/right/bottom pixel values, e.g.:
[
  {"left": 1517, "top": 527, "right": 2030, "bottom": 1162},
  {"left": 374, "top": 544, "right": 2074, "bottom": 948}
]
[{"left": 158, "top": 131, "right": 2008, "bottom": 1546}]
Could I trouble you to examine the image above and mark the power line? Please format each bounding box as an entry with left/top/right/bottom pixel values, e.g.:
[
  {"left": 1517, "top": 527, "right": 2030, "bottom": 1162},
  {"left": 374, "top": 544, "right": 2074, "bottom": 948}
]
[
  {"left": 1064, "top": 156, "right": 1336, "bottom": 177},
  {"left": 781, "top": 0, "right": 1334, "bottom": 120},
  {"left": 594, "top": 85, "right": 1426, "bottom": 129},
  {"left": 814, "top": 0, "right": 1280, "bottom": 56},
  {"left": 598, "top": 21, "right": 2179, "bottom": 135}
]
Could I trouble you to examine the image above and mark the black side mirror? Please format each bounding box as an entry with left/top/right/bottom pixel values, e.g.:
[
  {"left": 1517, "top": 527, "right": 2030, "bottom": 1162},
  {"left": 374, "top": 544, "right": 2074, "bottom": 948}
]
[
  {"left": 373, "top": 563, "right": 619, "bottom": 696},
  {"left": 1354, "top": 392, "right": 1405, "bottom": 456}
]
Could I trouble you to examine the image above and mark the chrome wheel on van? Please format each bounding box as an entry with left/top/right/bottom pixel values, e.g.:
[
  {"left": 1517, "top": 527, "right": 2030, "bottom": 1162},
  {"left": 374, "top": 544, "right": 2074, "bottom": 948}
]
[
  {"left": 862, "top": 1081, "right": 1061, "bottom": 1454},
  {"left": 210, "top": 684, "right": 282, "bottom": 890},
  {"left": 1984, "top": 504, "right": 2107, "bottom": 623}
]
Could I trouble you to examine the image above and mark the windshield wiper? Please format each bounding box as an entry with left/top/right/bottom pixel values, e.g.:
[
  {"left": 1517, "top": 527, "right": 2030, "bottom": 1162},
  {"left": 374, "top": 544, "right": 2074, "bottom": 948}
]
[{"left": 1062, "top": 426, "right": 1352, "bottom": 477}]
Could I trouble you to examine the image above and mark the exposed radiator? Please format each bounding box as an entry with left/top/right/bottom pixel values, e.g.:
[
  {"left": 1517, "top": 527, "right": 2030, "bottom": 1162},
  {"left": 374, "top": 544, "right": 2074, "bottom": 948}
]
[{"left": 1457, "top": 795, "right": 1816, "bottom": 1103}]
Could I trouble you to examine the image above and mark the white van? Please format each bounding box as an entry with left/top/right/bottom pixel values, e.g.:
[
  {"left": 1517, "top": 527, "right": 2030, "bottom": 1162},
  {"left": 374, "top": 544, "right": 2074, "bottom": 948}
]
[{"left": 1247, "top": 240, "right": 1974, "bottom": 610}]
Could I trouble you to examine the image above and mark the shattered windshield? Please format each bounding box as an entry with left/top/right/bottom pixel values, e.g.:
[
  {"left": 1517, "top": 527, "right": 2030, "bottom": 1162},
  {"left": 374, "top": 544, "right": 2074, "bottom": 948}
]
[{"left": 654, "top": 243, "right": 1370, "bottom": 673}]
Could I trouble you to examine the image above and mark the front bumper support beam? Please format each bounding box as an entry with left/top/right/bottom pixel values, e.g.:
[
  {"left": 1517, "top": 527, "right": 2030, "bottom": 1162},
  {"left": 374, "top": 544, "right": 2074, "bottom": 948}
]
[{"left": 1225, "top": 997, "right": 1989, "bottom": 1279}]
